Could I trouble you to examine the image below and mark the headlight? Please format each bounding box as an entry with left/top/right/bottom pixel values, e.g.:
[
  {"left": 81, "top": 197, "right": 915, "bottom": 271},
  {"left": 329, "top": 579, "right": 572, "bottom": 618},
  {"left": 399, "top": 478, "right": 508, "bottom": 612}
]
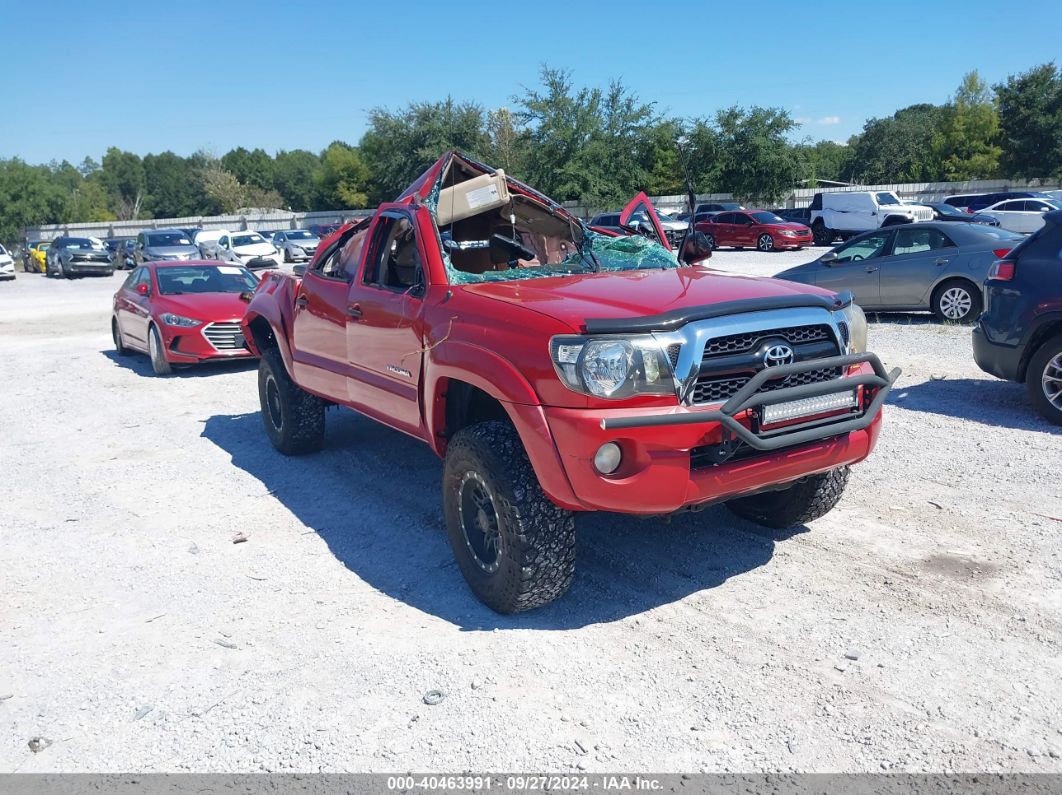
[
  {"left": 781, "top": 230, "right": 797, "bottom": 237},
  {"left": 292, "top": 245, "right": 304, "bottom": 254},
  {"left": 835, "top": 302, "right": 867, "bottom": 353},
  {"left": 160, "top": 313, "right": 201, "bottom": 327},
  {"left": 550, "top": 335, "right": 675, "bottom": 399}
]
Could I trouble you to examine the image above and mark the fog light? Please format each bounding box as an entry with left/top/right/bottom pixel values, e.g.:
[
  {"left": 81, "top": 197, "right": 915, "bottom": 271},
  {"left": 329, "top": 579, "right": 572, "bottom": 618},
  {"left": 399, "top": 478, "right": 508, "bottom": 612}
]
[{"left": 594, "top": 442, "right": 622, "bottom": 475}]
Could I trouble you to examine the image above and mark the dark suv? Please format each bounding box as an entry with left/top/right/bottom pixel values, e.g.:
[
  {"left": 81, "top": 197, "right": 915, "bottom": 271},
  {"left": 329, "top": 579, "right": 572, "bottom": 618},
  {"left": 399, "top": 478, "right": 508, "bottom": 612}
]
[
  {"left": 973, "top": 209, "right": 1062, "bottom": 424},
  {"left": 966, "top": 191, "right": 1054, "bottom": 213}
]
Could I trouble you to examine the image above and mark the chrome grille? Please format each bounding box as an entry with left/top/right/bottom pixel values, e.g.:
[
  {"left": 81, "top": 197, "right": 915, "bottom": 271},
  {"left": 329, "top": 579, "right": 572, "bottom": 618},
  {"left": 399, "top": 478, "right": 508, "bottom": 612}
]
[
  {"left": 702, "top": 325, "right": 832, "bottom": 358},
  {"left": 202, "top": 322, "right": 245, "bottom": 351}
]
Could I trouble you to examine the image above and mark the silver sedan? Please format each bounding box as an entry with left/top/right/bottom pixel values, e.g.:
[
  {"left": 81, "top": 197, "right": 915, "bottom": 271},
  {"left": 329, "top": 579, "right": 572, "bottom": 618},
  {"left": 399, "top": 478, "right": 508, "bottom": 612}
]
[
  {"left": 776, "top": 222, "right": 1025, "bottom": 323},
  {"left": 272, "top": 230, "right": 321, "bottom": 263}
]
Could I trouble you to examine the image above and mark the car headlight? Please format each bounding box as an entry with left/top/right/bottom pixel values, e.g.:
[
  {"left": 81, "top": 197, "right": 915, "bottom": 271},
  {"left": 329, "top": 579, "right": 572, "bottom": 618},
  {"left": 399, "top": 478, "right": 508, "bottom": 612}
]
[
  {"left": 160, "top": 313, "right": 201, "bottom": 327},
  {"left": 835, "top": 302, "right": 867, "bottom": 353},
  {"left": 550, "top": 335, "right": 675, "bottom": 399},
  {"left": 781, "top": 230, "right": 797, "bottom": 237}
]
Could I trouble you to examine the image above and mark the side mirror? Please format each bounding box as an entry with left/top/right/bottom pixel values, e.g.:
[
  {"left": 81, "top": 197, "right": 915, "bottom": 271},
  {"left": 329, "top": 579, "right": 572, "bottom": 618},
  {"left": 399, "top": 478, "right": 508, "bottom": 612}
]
[
  {"left": 292, "top": 263, "right": 307, "bottom": 277},
  {"left": 680, "top": 231, "right": 713, "bottom": 265},
  {"left": 135, "top": 283, "right": 149, "bottom": 296},
  {"left": 820, "top": 251, "right": 838, "bottom": 265}
]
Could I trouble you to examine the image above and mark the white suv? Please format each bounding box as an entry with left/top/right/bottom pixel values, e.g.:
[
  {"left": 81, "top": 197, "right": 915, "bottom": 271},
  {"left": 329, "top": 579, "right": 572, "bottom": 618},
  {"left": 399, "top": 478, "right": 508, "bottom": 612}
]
[{"left": 809, "top": 190, "right": 934, "bottom": 245}]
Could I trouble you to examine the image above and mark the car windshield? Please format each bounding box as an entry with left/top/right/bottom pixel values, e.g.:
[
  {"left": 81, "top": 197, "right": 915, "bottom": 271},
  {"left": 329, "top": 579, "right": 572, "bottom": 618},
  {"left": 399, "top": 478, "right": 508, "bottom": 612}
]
[
  {"left": 63, "top": 238, "right": 104, "bottom": 250},
  {"left": 876, "top": 192, "right": 903, "bottom": 206},
  {"left": 751, "top": 211, "right": 785, "bottom": 224},
  {"left": 232, "top": 234, "right": 265, "bottom": 247},
  {"left": 148, "top": 233, "right": 192, "bottom": 247},
  {"left": 155, "top": 265, "right": 258, "bottom": 295},
  {"left": 286, "top": 230, "right": 315, "bottom": 240},
  {"left": 935, "top": 204, "right": 964, "bottom": 217}
]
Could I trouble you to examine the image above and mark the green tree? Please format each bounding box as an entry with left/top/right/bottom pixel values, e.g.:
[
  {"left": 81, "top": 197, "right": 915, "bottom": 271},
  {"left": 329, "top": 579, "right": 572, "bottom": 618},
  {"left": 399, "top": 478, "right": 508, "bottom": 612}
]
[
  {"left": 713, "top": 106, "right": 802, "bottom": 203},
  {"left": 642, "top": 119, "right": 686, "bottom": 196},
  {"left": 941, "top": 71, "right": 1001, "bottom": 180},
  {"left": 796, "top": 140, "right": 852, "bottom": 186},
  {"left": 359, "top": 98, "right": 491, "bottom": 204},
  {"left": 844, "top": 104, "right": 948, "bottom": 183},
  {"left": 98, "top": 147, "right": 147, "bottom": 219},
  {"left": 273, "top": 149, "right": 321, "bottom": 210},
  {"left": 221, "top": 147, "right": 275, "bottom": 191},
  {"left": 0, "top": 159, "right": 67, "bottom": 243},
  {"left": 143, "top": 151, "right": 209, "bottom": 218},
  {"left": 995, "top": 63, "right": 1062, "bottom": 178},
  {"left": 316, "top": 142, "right": 371, "bottom": 208},
  {"left": 485, "top": 107, "right": 530, "bottom": 178}
]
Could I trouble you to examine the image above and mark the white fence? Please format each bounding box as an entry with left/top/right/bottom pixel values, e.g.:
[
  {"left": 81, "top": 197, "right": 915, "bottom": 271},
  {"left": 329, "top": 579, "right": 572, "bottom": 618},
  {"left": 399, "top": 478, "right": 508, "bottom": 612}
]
[{"left": 22, "top": 178, "right": 1062, "bottom": 241}]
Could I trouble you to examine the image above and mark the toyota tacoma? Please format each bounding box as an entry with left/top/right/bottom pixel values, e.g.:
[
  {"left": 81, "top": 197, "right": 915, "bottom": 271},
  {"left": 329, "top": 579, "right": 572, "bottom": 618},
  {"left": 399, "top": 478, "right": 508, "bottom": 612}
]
[{"left": 241, "top": 151, "right": 899, "bottom": 613}]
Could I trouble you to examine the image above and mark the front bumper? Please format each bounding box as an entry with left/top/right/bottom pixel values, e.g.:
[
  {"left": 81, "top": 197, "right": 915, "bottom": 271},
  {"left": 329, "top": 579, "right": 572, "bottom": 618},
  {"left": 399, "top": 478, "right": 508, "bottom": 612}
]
[
  {"left": 775, "top": 233, "right": 813, "bottom": 248},
  {"left": 541, "top": 354, "right": 899, "bottom": 514},
  {"left": 159, "top": 321, "right": 255, "bottom": 364},
  {"left": 242, "top": 254, "right": 284, "bottom": 270},
  {"left": 65, "top": 261, "right": 114, "bottom": 275}
]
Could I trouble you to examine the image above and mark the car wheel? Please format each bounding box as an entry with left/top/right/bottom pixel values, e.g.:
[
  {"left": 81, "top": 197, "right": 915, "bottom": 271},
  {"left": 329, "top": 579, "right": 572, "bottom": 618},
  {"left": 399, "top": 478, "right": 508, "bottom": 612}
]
[
  {"left": 812, "top": 220, "right": 832, "bottom": 246},
  {"left": 257, "top": 346, "right": 325, "bottom": 454},
  {"left": 932, "top": 280, "right": 981, "bottom": 324},
  {"left": 726, "top": 466, "right": 850, "bottom": 529},
  {"left": 757, "top": 233, "right": 775, "bottom": 252},
  {"left": 112, "top": 318, "right": 131, "bottom": 356},
  {"left": 704, "top": 233, "right": 716, "bottom": 250},
  {"left": 443, "top": 421, "right": 576, "bottom": 614},
  {"left": 283, "top": 247, "right": 291, "bottom": 263},
  {"left": 148, "top": 324, "right": 173, "bottom": 376},
  {"left": 1026, "top": 334, "right": 1062, "bottom": 426}
]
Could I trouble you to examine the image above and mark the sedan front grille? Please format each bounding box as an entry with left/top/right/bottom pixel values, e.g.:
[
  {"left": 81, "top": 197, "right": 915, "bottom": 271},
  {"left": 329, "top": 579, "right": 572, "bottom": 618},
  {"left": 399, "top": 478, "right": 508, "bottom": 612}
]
[{"left": 202, "top": 322, "right": 245, "bottom": 351}]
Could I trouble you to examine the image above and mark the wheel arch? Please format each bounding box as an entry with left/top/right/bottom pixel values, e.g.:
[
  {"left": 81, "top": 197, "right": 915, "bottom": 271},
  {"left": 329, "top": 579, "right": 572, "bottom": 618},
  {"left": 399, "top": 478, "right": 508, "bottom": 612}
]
[
  {"left": 1018, "top": 314, "right": 1062, "bottom": 382},
  {"left": 881, "top": 215, "right": 913, "bottom": 227}
]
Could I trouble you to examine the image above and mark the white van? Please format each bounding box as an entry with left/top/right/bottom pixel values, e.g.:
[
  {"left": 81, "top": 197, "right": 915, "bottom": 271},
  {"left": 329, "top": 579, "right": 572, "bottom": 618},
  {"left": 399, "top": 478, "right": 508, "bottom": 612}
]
[
  {"left": 809, "top": 191, "right": 934, "bottom": 245},
  {"left": 193, "top": 229, "right": 229, "bottom": 259}
]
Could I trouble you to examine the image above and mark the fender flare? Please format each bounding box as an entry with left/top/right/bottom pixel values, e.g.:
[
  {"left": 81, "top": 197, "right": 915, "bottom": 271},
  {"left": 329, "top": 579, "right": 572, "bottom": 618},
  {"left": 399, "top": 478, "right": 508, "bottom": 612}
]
[{"left": 1019, "top": 311, "right": 1062, "bottom": 380}]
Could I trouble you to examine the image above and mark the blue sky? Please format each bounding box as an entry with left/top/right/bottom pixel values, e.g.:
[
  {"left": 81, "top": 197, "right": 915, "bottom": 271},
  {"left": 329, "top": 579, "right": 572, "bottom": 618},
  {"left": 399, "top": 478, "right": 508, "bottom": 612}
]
[{"left": 5, "top": 0, "right": 1061, "bottom": 165}]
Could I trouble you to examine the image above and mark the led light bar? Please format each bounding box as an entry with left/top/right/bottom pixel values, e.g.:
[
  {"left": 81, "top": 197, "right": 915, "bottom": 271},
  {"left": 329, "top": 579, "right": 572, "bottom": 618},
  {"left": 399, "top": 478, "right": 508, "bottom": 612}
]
[{"left": 762, "top": 390, "right": 857, "bottom": 425}]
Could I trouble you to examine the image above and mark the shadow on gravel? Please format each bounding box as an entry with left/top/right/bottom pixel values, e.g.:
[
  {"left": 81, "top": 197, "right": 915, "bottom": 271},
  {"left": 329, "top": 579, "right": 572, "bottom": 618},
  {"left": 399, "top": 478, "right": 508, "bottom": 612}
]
[
  {"left": 202, "top": 409, "right": 789, "bottom": 630},
  {"left": 890, "top": 377, "right": 1059, "bottom": 433},
  {"left": 100, "top": 349, "right": 258, "bottom": 378}
]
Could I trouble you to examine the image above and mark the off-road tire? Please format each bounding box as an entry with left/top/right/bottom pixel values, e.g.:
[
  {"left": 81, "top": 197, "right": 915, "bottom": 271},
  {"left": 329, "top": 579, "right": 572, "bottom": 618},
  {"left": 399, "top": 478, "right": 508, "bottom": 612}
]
[
  {"left": 812, "top": 220, "right": 833, "bottom": 247},
  {"left": 726, "top": 466, "right": 850, "bottom": 529},
  {"left": 257, "top": 346, "right": 325, "bottom": 455},
  {"left": 112, "top": 318, "right": 130, "bottom": 356},
  {"left": 1026, "top": 333, "right": 1062, "bottom": 426},
  {"left": 148, "top": 324, "right": 172, "bottom": 375},
  {"left": 932, "top": 279, "right": 981, "bottom": 324},
  {"left": 442, "top": 421, "right": 575, "bottom": 614}
]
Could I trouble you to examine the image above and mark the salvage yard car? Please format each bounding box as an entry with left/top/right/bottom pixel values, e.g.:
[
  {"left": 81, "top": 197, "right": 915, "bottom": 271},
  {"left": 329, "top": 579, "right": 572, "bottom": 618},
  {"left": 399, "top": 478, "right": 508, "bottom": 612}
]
[
  {"left": 134, "top": 229, "right": 200, "bottom": 264},
  {"left": 25, "top": 241, "right": 49, "bottom": 273},
  {"left": 776, "top": 222, "right": 1022, "bottom": 323},
  {"left": 272, "top": 229, "right": 321, "bottom": 263},
  {"left": 241, "top": 151, "right": 899, "bottom": 614},
  {"left": 809, "top": 190, "right": 934, "bottom": 246},
  {"left": 696, "top": 209, "right": 812, "bottom": 252},
  {"left": 215, "top": 231, "right": 284, "bottom": 270},
  {"left": 112, "top": 261, "right": 259, "bottom": 375},
  {"left": 974, "top": 209, "right": 1062, "bottom": 425},
  {"left": 0, "top": 244, "right": 15, "bottom": 280},
  {"left": 45, "top": 236, "right": 115, "bottom": 278}
]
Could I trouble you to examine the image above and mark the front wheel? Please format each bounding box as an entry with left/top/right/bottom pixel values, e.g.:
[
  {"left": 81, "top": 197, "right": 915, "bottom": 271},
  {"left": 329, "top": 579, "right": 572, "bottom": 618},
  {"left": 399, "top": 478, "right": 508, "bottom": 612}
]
[
  {"left": 443, "top": 421, "right": 575, "bottom": 614},
  {"left": 148, "top": 324, "right": 172, "bottom": 375},
  {"left": 1027, "top": 334, "right": 1062, "bottom": 426},
  {"left": 257, "top": 347, "right": 325, "bottom": 454},
  {"left": 757, "top": 233, "right": 775, "bottom": 252},
  {"left": 932, "top": 280, "right": 981, "bottom": 324},
  {"left": 726, "top": 466, "right": 850, "bottom": 529},
  {"left": 812, "top": 221, "right": 832, "bottom": 246}
]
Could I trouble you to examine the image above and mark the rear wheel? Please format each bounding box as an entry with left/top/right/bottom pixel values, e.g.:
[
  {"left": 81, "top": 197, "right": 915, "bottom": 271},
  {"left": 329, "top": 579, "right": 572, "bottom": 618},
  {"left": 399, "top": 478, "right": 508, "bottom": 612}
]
[
  {"left": 1027, "top": 334, "right": 1062, "bottom": 426},
  {"left": 812, "top": 220, "right": 832, "bottom": 246},
  {"left": 932, "top": 280, "right": 981, "bottom": 324},
  {"left": 257, "top": 346, "right": 325, "bottom": 454},
  {"left": 443, "top": 421, "right": 575, "bottom": 613},
  {"left": 148, "top": 324, "right": 172, "bottom": 375},
  {"left": 703, "top": 233, "right": 716, "bottom": 250},
  {"left": 757, "top": 233, "right": 775, "bottom": 252},
  {"left": 726, "top": 466, "right": 850, "bottom": 529}
]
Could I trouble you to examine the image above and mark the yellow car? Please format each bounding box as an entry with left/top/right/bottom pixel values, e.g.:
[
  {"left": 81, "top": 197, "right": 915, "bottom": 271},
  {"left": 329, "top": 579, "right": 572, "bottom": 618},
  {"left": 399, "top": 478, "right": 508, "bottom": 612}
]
[{"left": 26, "top": 241, "right": 49, "bottom": 273}]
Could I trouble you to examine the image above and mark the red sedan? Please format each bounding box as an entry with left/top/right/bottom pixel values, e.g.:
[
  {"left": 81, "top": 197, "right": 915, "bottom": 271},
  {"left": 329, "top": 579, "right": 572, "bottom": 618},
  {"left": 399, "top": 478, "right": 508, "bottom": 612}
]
[
  {"left": 696, "top": 209, "right": 813, "bottom": 252},
  {"left": 111, "top": 261, "right": 259, "bottom": 375}
]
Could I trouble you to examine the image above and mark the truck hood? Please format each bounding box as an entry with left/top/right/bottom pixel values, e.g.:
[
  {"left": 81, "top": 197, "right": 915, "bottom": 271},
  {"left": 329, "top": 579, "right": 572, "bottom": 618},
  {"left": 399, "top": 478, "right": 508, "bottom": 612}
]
[{"left": 461, "top": 267, "right": 836, "bottom": 331}]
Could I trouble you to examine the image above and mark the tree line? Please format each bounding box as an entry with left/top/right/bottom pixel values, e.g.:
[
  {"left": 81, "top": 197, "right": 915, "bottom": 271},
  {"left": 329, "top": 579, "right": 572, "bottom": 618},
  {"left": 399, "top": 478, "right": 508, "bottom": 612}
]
[{"left": 2, "top": 62, "right": 1060, "bottom": 244}]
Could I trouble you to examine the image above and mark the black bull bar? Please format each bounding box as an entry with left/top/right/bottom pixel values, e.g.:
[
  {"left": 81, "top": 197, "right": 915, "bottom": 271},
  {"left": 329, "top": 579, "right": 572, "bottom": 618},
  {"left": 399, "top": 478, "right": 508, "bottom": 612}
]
[{"left": 599, "top": 353, "right": 901, "bottom": 452}]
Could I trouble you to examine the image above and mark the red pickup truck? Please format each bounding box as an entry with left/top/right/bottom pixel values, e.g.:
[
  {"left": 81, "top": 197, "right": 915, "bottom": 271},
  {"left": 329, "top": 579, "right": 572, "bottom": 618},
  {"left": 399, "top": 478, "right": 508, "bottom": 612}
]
[{"left": 242, "top": 151, "right": 899, "bottom": 613}]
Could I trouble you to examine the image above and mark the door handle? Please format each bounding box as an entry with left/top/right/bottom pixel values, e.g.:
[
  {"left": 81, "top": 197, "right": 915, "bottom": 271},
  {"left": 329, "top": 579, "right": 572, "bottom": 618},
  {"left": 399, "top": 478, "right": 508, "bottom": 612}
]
[
  {"left": 935, "top": 258, "right": 949, "bottom": 266},
  {"left": 865, "top": 266, "right": 878, "bottom": 273},
  {"left": 295, "top": 294, "right": 308, "bottom": 306},
  {"left": 346, "top": 304, "right": 362, "bottom": 318}
]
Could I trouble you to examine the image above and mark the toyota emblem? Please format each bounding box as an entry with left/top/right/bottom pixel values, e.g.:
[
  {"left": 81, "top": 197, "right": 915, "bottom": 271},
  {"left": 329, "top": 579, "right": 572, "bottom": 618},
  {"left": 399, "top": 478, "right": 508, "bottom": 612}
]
[{"left": 763, "top": 344, "right": 795, "bottom": 367}]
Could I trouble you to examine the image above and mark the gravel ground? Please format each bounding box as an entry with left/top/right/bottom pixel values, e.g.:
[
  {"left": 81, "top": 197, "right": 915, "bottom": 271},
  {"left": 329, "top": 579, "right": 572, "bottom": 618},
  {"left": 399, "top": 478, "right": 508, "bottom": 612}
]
[{"left": 1, "top": 253, "right": 1060, "bottom": 774}]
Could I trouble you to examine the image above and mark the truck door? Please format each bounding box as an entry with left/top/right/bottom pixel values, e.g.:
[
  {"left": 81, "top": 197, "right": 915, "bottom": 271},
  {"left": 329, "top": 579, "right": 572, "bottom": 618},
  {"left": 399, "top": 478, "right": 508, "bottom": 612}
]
[
  {"left": 619, "top": 192, "right": 672, "bottom": 250},
  {"left": 290, "top": 229, "right": 365, "bottom": 402},
  {"left": 344, "top": 205, "right": 429, "bottom": 438}
]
